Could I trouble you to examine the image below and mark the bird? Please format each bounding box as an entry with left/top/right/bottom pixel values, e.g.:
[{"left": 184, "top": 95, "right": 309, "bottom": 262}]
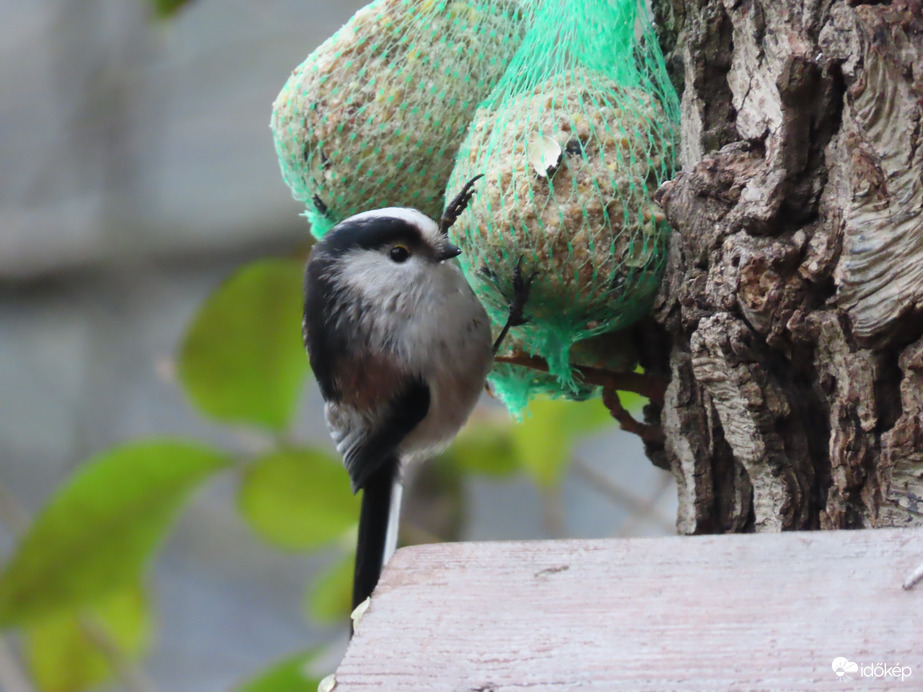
[{"left": 302, "top": 176, "right": 531, "bottom": 620}]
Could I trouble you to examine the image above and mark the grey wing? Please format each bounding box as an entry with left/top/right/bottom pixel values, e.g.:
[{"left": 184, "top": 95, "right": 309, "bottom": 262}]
[{"left": 325, "top": 401, "right": 377, "bottom": 476}]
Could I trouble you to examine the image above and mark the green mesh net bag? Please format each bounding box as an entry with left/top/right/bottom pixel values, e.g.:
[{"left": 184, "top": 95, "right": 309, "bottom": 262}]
[
  {"left": 271, "top": 0, "right": 530, "bottom": 238},
  {"left": 445, "top": 0, "right": 679, "bottom": 412}
]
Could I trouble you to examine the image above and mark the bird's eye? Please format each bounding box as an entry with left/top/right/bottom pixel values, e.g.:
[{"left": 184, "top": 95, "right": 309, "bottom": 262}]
[{"left": 389, "top": 245, "right": 410, "bottom": 263}]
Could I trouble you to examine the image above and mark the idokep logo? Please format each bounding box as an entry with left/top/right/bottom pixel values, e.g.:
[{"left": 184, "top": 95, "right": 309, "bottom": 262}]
[
  {"left": 832, "top": 657, "right": 858, "bottom": 679},
  {"left": 832, "top": 657, "right": 913, "bottom": 682}
]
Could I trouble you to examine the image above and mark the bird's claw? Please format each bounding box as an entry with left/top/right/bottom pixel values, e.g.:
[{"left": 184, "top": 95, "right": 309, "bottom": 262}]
[
  {"left": 492, "top": 256, "right": 537, "bottom": 353},
  {"left": 439, "top": 174, "right": 484, "bottom": 234},
  {"left": 507, "top": 257, "right": 536, "bottom": 328}
]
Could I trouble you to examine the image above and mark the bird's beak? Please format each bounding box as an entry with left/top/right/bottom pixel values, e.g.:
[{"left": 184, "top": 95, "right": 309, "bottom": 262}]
[{"left": 438, "top": 243, "right": 462, "bottom": 261}]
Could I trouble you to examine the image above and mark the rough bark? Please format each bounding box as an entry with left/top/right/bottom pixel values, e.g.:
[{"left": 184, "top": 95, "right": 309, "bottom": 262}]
[{"left": 646, "top": 0, "right": 923, "bottom": 533}]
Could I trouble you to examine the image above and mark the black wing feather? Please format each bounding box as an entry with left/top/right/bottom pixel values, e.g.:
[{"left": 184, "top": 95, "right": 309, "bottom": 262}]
[
  {"left": 343, "top": 379, "right": 430, "bottom": 491},
  {"left": 303, "top": 253, "right": 347, "bottom": 401}
]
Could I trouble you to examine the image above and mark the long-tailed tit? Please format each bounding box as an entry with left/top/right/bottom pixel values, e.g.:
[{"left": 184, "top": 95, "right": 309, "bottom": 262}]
[{"left": 302, "top": 177, "right": 530, "bottom": 619}]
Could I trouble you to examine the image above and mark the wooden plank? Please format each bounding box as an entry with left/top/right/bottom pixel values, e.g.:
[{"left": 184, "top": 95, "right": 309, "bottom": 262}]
[{"left": 334, "top": 529, "right": 922, "bottom": 691}]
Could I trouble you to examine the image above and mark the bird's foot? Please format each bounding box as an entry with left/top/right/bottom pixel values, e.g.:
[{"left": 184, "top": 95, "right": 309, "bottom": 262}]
[
  {"left": 493, "top": 257, "right": 537, "bottom": 353},
  {"left": 439, "top": 174, "right": 484, "bottom": 234}
]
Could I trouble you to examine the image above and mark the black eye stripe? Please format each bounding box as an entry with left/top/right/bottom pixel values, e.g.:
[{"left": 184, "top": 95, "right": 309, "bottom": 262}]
[{"left": 319, "top": 217, "right": 425, "bottom": 255}]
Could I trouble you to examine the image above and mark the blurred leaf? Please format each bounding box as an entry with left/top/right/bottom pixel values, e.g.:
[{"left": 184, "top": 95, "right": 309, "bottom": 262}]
[
  {"left": 448, "top": 422, "right": 518, "bottom": 477},
  {"left": 512, "top": 397, "right": 611, "bottom": 488},
  {"left": 0, "top": 439, "right": 229, "bottom": 627},
  {"left": 24, "top": 582, "right": 152, "bottom": 692},
  {"left": 618, "top": 390, "right": 646, "bottom": 415},
  {"left": 150, "top": 0, "right": 193, "bottom": 19},
  {"left": 178, "top": 258, "right": 309, "bottom": 430},
  {"left": 305, "top": 552, "right": 354, "bottom": 624},
  {"left": 236, "top": 650, "right": 323, "bottom": 692},
  {"left": 618, "top": 364, "right": 649, "bottom": 415},
  {"left": 557, "top": 395, "right": 612, "bottom": 435},
  {"left": 238, "top": 449, "right": 358, "bottom": 550},
  {"left": 401, "top": 458, "right": 466, "bottom": 542}
]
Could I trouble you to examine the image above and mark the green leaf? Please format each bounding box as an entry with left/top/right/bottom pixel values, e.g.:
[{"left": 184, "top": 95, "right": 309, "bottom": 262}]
[
  {"left": 304, "top": 552, "right": 354, "bottom": 624},
  {"left": 150, "top": 0, "right": 193, "bottom": 19},
  {"left": 178, "top": 258, "right": 310, "bottom": 430},
  {"left": 24, "top": 582, "right": 152, "bottom": 692},
  {"left": 512, "top": 397, "right": 611, "bottom": 488},
  {"left": 557, "top": 395, "right": 612, "bottom": 435},
  {"left": 236, "top": 650, "right": 323, "bottom": 692},
  {"left": 618, "top": 390, "right": 646, "bottom": 415},
  {"left": 0, "top": 439, "right": 229, "bottom": 627},
  {"left": 238, "top": 449, "right": 358, "bottom": 550},
  {"left": 447, "top": 421, "right": 518, "bottom": 477}
]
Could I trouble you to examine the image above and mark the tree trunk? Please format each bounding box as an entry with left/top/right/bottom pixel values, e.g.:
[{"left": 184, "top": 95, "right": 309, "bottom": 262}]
[{"left": 644, "top": 0, "right": 923, "bottom": 533}]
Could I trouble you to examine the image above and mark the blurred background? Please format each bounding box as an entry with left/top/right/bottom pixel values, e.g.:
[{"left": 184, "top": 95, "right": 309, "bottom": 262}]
[{"left": 0, "top": 1, "right": 677, "bottom": 690}]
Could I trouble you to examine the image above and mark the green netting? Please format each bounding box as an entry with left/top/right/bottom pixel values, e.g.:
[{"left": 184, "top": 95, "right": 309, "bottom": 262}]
[
  {"left": 489, "top": 330, "right": 639, "bottom": 413},
  {"left": 445, "top": 0, "right": 679, "bottom": 411},
  {"left": 271, "top": 0, "right": 530, "bottom": 238}
]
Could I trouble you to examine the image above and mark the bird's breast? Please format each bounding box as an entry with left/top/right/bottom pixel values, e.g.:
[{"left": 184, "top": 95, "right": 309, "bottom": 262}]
[{"left": 397, "top": 280, "right": 493, "bottom": 460}]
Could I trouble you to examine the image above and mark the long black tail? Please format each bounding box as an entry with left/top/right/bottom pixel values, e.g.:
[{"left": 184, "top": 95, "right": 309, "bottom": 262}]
[{"left": 352, "top": 455, "right": 399, "bottom": 614}]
